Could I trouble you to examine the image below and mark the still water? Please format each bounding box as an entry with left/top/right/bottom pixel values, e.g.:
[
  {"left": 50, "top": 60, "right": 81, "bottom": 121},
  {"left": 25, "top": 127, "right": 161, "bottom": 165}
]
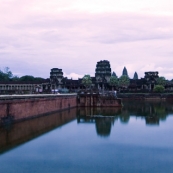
[{"left": 1, "top": 101, "right": 173, "bottom": 173}]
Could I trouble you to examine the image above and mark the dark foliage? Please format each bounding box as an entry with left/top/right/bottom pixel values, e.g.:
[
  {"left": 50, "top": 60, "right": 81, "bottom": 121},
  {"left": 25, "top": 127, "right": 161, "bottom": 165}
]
[{"left": 0, "top": 67, "right": 45, "bottom": 82}]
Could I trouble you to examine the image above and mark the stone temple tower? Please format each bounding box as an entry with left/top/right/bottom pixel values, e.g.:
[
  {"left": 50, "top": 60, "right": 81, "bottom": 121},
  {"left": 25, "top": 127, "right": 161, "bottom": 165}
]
[
  {"left": 50, "top": 68, "right": 63, "bottom": 90},
  {"left": 95, "top": 60, "right": 111, "bottom": 89}
]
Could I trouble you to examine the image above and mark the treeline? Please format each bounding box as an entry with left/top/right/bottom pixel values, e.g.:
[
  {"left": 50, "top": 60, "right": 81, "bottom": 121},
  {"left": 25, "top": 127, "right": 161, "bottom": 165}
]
[{"left": 0, "top": 67, "right": 46, "bottom": 82}]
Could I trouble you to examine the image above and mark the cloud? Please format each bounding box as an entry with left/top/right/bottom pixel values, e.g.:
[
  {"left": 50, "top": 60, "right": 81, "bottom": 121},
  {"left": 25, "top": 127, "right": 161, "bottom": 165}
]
[
  {"left": 64, "top": 72, "right": 84, "bottom": 80},
  {"left": 0, "top": 1, "right": 173, "bottom": 79}
]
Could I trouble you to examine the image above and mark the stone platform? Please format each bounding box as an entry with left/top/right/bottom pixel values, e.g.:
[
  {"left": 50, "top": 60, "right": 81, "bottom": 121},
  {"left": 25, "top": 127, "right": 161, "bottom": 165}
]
[
  {"left": 77, "top": 93, "right": 122, "bottom": 107},
  {"left": 0, "top": 94, "right": 77, "bottom": 124}
]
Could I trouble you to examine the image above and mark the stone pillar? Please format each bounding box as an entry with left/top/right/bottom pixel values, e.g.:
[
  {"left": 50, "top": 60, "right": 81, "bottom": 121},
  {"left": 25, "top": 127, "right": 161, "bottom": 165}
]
[
  {"left": 91, "top": 95, "right": 93, "bottom": 106},
  {"left": 102, "top": 84, "right": 104, "bottom": 94}
]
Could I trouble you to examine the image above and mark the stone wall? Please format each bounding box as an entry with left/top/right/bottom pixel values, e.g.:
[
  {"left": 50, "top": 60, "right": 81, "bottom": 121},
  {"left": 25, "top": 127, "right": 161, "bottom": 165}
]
[
  {"left": 0, "top": 95, "right": 77, "bottom": 123},
  {"left": 117, "top": 93, "right": 173, "bottom": 100},
  {"left": 77, "top": 94, "right": 122, "bottom": 107}
]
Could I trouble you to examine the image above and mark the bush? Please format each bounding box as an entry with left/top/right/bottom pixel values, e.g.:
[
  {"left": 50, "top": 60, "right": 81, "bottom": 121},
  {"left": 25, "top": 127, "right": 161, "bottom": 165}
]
[{"left": 153, "top": 85, "right": 164, "bottom": 93}]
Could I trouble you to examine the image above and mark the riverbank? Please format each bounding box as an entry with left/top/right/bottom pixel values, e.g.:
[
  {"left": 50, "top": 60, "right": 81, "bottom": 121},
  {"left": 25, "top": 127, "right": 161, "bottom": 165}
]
[
  {"left": 0, "top": 93, "right": 123, "bottom": 124},
  {"left": 117, "top": 93, "right": 173, "bottom": 100},
  {"left": 2, "top": 92, "right": 172, "bottom": 125}
]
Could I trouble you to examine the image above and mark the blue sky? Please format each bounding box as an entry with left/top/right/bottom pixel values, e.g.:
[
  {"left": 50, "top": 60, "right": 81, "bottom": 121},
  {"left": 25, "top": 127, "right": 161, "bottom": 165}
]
[{"left": 0, "top": 0, "right": 173, "bottom": 79}]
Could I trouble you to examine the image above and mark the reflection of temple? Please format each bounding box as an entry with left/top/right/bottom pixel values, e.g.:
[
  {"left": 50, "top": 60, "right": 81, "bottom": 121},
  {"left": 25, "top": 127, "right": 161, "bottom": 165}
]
[
  {"left": 95, "top": 117, "right": 113, "bottom": 137},
  {"left": 77, "top": 116, "right": 115, "bottom": 137},
  {"left": 77, "top": 101, "right": 173, "bottom": 129},
  {"left": 77, "top": 100, "right": 172, "bottom": 132},
  {"left": 77, "top": 107, "right": 121, "bottom": 137},
  {"left": 122, "top": 100, "right": 171, "bottom": 125},
  {"left": 145, "top": 116, "right": 159, "bottom": 125}
]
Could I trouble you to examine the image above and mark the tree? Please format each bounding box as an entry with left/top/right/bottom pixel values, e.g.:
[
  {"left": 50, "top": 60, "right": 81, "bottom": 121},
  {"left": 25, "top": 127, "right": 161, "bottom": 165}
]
[
  {"left": 0, "top": 67, "right": 13, "bottom": 81},
  {"left": 82, "top": 75, "right": 92, "bottom": 88},
  {"left": 4, "top": 67, "right": 13, "bottom": 78},
  {"left": 156, "top": 77, "right": 166, "bottom": 86},
  {"left": 109, "top": 76, "right": 118, "bottom": 89},
  {"left": 118, "top": 75, "right": 130, "bottom": 88},
  {"left": 19, "top": 75, "right": 35, "bottom": 81},
  {"left": 34, "top": 77, "right": 45, "bottom": 82},
  {"left": 0, "top": 67, "right": 46, "bottom": 82},
  {"left": 133, "top": 72, "right": 138, "bottom": 79},
  {"left": 0, "top": 70, "right": 7, "bottom": 81},
  {"left": 154, "top": 85, "right": 164, "bottom": 92},
  {"left": 122, "top": 67, "right": 128, "bottom": 76},
  {"left": 12, "top": 75, "right": 20, "bottom": 81}
]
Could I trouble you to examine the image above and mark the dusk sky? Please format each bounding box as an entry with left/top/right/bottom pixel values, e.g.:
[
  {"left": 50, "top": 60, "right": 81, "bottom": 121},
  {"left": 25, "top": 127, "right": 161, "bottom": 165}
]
[{"left": 0, "top": 0, "right": 173, "bottom": 79}]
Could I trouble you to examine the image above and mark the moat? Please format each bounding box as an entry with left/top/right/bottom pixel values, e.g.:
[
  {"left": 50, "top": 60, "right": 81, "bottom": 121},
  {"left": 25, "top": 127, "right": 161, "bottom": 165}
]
[{"left": 1, "top": 100, "right": 173, "bottom": 173}]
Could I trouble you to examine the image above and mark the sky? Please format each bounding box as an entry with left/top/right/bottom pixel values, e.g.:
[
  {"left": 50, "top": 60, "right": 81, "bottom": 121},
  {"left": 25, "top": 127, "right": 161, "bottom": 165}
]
[{"left": 0, "top": 0, "right": 173, "bottom": 79}]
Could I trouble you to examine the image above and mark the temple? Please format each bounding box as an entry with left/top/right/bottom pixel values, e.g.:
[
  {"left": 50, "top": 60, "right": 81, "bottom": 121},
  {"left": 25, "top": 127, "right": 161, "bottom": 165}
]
[
  {"left": 144, "top": 72, "right": 159, "bottom": 90},
  {"left": 0, "top": 60, "right": 173, "bottom": 94},
  {"left": 95, "top": 60, "right": 111, "bottom": 90}
]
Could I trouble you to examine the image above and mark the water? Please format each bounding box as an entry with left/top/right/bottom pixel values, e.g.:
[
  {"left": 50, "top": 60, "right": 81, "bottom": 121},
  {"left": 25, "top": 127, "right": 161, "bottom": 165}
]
[{"left": 1, "top": 101, "right": 173, "bottom": 173}]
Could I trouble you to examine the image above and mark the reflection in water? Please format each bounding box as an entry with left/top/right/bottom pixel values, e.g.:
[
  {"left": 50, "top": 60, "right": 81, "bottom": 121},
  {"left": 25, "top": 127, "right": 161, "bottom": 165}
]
[
  {"left": 123, "top": 100, "right": 173, "bottom": 125},
  {"left": 0, "top": 108, "right": 77, "bottom": 153},
  {"left": 119, "top": 109, "right": 130, "bottom": 124},
  {"left": 95, "top": 117, "right": 113, "bottom": 137},
  {"left": 77, "top": 107, "right": 121, "bottom": 137},
  {"left": 1, "top": 101, "right": 173, "bottom": 173},
  {"left": 1, "top": 100, "right": 173, "bottom": 153},
  {"left": 77, "top": 101, "right": 173, "bottom": 137}
]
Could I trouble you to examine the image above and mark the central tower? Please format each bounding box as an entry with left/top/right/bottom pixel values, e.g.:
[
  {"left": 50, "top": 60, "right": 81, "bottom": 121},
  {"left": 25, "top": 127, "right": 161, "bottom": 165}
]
[{"left": 95, "top": 60, "right": 111, "bottom": 89}]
